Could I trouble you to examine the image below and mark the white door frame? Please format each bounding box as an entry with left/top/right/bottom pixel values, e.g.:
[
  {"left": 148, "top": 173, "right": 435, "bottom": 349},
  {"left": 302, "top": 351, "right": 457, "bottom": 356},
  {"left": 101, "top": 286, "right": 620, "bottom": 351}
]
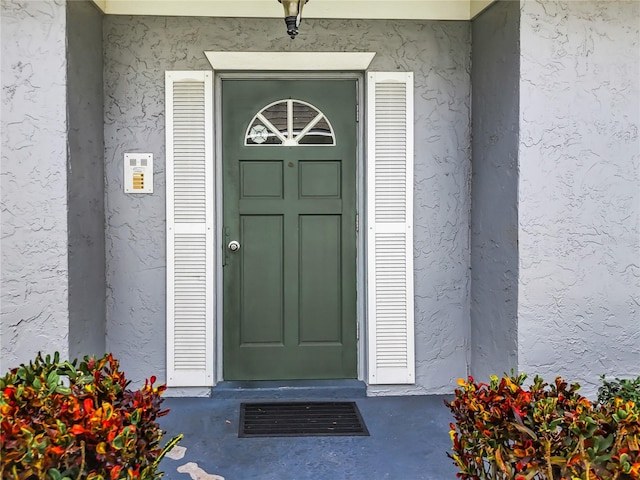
[{"left": 208, "top": 52, "right": 375, "bottom": 383}]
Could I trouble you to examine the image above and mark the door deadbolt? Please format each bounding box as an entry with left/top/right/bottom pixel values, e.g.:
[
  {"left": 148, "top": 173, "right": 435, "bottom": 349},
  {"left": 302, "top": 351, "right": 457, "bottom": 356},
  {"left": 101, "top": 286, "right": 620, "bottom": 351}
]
[{"left": 228, "top": 241, "right": 240, "bottom": 252}]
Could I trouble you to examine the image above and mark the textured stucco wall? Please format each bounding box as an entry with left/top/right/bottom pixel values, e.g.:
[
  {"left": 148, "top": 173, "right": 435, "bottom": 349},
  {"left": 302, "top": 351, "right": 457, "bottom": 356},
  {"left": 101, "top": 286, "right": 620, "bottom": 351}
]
[
  {"left": 67, "top": 0, "right": 106, "bottom": 360},
  {"left": 470, "top": 0, "right": 519, "bottom": 382},
  {"left": 518, "top": 0, "right": 640, "bottom": 396},
  {"left": 0, "top": 0, "right": 70, "bottom": 370},
  {"left": 103, "top": 16, "right": 472, "bottom": 391}
]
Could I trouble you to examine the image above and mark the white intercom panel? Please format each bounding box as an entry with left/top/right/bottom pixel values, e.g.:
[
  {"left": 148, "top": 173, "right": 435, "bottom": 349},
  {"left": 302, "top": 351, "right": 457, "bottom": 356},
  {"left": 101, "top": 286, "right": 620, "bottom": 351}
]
[{"left": 124, "top": 153, "right": 153, "bottom": 194}]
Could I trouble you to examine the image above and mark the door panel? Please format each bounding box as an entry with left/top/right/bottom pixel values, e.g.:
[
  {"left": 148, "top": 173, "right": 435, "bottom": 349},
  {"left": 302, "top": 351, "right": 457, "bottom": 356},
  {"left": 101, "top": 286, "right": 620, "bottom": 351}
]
[
  {"left": 223, "top": 79, "right": 357, "bottom": 380},
  {"left": 299, "top": 162, "right": 341, "bottom": 198},
  {"left": 239, "top": 215, "right": 284, "bottom": 345},
  {"left": 240, "top": 161, "right": 283, "bottom": 198},
  {"left": 299, "top": 215, "right": 342, "bottom": 344}
]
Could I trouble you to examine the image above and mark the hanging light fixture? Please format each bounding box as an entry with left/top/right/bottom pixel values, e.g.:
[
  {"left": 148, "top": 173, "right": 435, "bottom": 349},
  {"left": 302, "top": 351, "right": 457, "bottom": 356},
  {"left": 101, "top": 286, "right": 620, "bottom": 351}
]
[{"left": 278, "top": 0, "right": 309, "bottom": 39}]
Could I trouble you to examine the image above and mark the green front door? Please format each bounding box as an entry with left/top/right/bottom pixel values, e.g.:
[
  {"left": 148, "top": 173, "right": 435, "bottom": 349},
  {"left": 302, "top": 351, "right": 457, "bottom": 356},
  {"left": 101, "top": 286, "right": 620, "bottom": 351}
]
[{"left": 222, "top": 79, "right": 357, "bottom": 380}]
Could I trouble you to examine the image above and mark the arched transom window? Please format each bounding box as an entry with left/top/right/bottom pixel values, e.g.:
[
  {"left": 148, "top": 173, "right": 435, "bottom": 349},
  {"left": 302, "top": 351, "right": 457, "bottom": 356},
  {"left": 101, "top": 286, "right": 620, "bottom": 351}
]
[{"left": 245, "top": 99, "right": 336, "bottom": 146}]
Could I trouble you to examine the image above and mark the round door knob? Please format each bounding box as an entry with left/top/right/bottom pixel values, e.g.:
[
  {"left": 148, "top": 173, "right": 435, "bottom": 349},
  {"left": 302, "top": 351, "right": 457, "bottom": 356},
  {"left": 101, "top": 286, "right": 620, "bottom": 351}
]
[{"left": 228, "top": 241, "right": 240, "bottom": 252}]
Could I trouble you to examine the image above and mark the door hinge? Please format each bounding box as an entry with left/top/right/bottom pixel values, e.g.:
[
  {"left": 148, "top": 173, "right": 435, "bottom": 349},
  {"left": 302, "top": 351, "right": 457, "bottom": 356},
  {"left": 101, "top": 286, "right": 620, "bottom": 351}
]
[
  {"left": 356, "top": 103, "right": 359, "bottom": 122},
  {"left": 355, "top": 213, "right": 359, "bottom": 233}
]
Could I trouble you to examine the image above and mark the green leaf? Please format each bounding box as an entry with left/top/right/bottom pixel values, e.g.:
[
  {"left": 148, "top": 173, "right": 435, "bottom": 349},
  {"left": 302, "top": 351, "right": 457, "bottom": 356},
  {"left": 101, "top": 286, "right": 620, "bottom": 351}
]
[
  {"left": 594, "top": 452, "right": 613, "bottom": 463},
  {"left": 130, "top": 408, "right": 141, "bottom": 425},
  {"left": 32, "top": 377, "right": 42, "bottom": 390},
  {"left": 549, "top": 418, "right": 562, "bottom": 430},
  {"left": 599, "top": 434, "right": 614, "bottom": 452},
  {"left": 153, "top": 434, "right": 183, "bottom": 468},
  {"left": 77, "top": 374, "right": 94, "bottom": 385},
  {"left": 56, "top": 420, "right": 67, "bottom": 434},
  {"left": 55, "top": 385, "right": 72, "bottom": 395},
  {"left": 112, "top": 435, "right": 125, "bottom": 450},
  {"left": 48, "top": 468, "right": 63, "bottom": 480},
  {"left": 64, "top": 362, "right": 77, "bottom": 380},
  {"left": 47, "top": 371, "right": 60, "bottom": 389}
]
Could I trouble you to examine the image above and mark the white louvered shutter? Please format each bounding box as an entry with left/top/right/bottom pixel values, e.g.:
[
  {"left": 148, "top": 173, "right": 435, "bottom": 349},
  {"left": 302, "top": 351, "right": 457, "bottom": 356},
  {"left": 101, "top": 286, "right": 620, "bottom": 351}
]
[
  {"left": 166, "top": 71, "right": 214, "bottom": 387},
  {"left": 367, "top": 72, "right": 415, "bottom": 385}
]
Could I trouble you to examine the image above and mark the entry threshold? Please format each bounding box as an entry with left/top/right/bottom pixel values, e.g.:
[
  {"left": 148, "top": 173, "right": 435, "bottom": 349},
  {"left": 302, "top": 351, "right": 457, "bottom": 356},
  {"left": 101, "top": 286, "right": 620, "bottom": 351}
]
[{"left": 210, "top": 379, "right": 366, "bottom": 399}]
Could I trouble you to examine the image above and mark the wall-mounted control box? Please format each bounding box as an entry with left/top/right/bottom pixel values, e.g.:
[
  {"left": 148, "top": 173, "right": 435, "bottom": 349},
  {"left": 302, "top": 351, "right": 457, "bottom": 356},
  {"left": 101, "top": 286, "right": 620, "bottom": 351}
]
[{"left": 124, "top": 153, "right": 153, "bottom": 194}]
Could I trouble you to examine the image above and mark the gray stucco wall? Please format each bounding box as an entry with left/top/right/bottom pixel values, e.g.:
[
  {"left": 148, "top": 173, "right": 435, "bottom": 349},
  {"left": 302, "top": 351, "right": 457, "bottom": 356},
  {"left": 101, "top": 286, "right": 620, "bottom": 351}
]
[
  {"left": 518, "top": 0, "right": 640, "bottom": 395},
  {"left": 470, "top": 1, "right": 519, "bottom": 381},
  {"left": 0, "top": 0, "right": 70, "bottom": 370},
  {"left": 103, "top": 16, "right": 472, "bottom": 391},
  {"left": 67, "top": 0, "right": 106, "bottom": 360}
]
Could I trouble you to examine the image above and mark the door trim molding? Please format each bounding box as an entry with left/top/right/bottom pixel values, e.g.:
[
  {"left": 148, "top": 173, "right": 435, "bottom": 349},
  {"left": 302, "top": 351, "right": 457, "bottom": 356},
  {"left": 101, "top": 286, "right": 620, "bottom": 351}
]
[
  {"left": 205, "top": 52, "right": 376, "bottom": 71},
  {"left": 214, "top": 70, "right": 366, "bottom": 383}
]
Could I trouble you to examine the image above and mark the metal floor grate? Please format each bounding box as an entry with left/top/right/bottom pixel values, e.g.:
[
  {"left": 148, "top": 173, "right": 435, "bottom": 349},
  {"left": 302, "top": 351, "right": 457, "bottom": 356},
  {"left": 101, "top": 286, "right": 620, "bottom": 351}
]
[{"left": 239, "top": 401, "right": 370, "bottom": 437}]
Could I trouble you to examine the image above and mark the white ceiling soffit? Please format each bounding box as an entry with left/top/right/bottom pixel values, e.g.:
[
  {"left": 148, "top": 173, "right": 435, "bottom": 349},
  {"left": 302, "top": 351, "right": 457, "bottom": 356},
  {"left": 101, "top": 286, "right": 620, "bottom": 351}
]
[{"left": 93, "top": 0, "right": 495, "bottom": 21}]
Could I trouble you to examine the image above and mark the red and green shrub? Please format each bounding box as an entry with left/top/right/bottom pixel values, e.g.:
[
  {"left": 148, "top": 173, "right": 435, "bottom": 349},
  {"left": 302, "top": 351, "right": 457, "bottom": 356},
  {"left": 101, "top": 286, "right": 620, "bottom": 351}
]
[
  {"left": 0, "top": 352, "right": 181, "bottom": 480},
  {"left": 447, "top": 373, "right": 640, "bottom": 479}
]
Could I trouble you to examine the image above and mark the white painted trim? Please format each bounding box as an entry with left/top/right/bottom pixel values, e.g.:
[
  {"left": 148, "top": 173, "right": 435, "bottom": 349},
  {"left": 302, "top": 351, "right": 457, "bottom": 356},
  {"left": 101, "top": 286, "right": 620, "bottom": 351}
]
[
  {"left": 214, "top": 75, "right": 224, "bottom": 383},
  {"left": 91, "top": 0, "right": 107, "bottom": 13},
  {"left": 470, "top": 0, "right": 494, "bottom": 18},
  {"left": 355, "top": 76, "right": 366, "bottom": 383},
  {"left": 203, "top": 71, "right": 216, "bottom": 388},
  {"left": 212, "top": 69, "right": 370, "bottom": 386},
  {"left": 404, "top": 73, "right": 416, "bottom": 385},
  {"left": 205, "top": 52, "right": 376, "bottom": 72},
  {"left": 165, "top": 387, "right": 212, "bottom": 398},
  {"left": 97, "top": 0, "right": 483, "bottom": 20}
]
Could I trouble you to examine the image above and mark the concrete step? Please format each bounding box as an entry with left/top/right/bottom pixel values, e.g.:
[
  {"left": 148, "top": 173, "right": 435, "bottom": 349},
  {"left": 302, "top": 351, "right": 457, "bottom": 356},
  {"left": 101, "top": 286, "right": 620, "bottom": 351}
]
[{"left": 210, "top": 379, "right": 366, "bottom": 399}]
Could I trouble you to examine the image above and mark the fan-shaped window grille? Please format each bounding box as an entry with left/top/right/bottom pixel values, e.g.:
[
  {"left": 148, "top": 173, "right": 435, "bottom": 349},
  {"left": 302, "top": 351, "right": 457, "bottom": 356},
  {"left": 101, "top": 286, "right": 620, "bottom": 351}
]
[{"left": 245, "top": 99, "right": 336, "bottom": 146}]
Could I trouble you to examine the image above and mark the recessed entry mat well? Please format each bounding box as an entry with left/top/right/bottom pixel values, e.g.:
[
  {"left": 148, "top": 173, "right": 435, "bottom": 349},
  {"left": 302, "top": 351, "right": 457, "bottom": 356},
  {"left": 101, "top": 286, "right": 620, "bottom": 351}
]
[{"left": 239, "top": 401, "right": 369, "bottom": 437}]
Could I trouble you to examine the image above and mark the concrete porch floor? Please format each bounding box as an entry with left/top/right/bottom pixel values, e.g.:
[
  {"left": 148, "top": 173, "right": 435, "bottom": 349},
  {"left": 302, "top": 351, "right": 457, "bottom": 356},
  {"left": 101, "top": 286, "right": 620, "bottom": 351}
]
[{"left": 158, "top": 394, "right": 458, "bottom": 479}]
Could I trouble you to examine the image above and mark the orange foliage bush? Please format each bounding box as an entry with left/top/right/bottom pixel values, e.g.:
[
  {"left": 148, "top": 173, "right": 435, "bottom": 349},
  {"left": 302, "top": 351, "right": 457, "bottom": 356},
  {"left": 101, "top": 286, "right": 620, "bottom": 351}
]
[
  {"left": 0, "top": 353, "right": 181, "bottom": 480},
  {"left": 447, "top": 374, "right": 639, "bottom": 479}
]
